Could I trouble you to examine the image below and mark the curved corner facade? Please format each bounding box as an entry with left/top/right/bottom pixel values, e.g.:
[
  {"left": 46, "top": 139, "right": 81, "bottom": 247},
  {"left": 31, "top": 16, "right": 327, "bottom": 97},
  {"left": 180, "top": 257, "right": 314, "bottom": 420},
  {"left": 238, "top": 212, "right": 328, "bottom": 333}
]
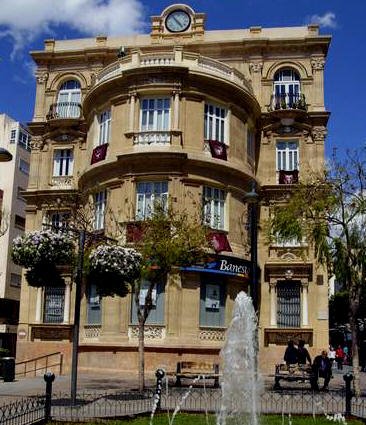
[{"left": 17, "top": 4, "right": 331, "bottom": 375}]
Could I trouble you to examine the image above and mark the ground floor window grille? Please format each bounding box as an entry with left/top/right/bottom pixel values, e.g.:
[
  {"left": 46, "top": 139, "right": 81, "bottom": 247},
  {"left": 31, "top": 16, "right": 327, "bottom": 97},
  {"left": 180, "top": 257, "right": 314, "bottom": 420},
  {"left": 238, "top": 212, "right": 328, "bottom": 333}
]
[
  {"left": 43, "top": 286, "right": 65, "bottom": 324},
  {"left": 277, "top": 281, "right": 300, "bottom": 328}
]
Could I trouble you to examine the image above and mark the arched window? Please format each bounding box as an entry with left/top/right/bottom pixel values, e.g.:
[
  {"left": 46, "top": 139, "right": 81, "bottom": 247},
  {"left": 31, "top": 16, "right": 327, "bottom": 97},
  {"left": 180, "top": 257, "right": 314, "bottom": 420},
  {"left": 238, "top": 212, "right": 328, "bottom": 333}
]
[
  {"left": 56, "top": 80, "right": 81, "bottom": 118},
  {"left": 273, "top": 69, "right": 301, "bottom": 109}
]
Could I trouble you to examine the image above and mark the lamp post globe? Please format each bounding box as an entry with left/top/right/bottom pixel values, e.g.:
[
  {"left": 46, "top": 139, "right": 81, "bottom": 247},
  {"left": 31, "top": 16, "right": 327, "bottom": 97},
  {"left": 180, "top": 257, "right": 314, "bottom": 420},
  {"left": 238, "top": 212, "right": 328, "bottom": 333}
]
[{"left": 0, "top": 148, "right": 12, "bottom": 162}]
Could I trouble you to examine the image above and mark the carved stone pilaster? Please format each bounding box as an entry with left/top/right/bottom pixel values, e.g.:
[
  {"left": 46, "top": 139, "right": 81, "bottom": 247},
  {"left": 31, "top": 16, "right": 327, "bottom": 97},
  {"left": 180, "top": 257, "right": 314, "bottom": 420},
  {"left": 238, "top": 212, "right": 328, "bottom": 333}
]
[
  {"left": 30, "top": 136, "right": 45, "bottom": 151},
  {"left": 310, "top": 57, "right": 325, "bottom": 70},
  {"left": 36, "top": 72, "right": 48, "bottom": 85},
  {"left": 311, "top": 126, "right": 327, "bottom": 142},
  {"left": 249, "top": 62, "right": 263, "bottom": 73}
]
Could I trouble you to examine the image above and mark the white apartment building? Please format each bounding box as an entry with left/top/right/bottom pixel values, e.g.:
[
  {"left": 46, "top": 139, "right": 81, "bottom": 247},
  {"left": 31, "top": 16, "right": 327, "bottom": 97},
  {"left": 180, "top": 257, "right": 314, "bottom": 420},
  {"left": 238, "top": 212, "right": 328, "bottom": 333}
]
[{"left": 0, "top": 113, "right": 31, "bottom": 355}]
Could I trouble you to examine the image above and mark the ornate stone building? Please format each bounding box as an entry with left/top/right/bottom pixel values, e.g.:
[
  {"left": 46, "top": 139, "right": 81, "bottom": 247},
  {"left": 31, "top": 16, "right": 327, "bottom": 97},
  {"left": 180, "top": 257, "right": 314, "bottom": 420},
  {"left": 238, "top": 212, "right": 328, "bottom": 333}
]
[{"left": 17, "top": 4, "right": 330, "bottom": 374}]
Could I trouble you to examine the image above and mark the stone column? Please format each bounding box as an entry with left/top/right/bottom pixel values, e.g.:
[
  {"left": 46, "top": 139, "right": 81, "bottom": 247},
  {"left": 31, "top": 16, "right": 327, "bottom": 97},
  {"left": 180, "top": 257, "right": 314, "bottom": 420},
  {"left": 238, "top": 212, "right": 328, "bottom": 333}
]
[
  {"left": 173, "top": 90, "right": 180, "bottom": 131},
  {"left": 310, "top": 57, "right": 325, "bottom": 110},
  {"left": 34, "top": 72, "right": 48, "bottom": 121},
  {"left": 301, "top": 281, "right": 309, "bottom": 327},
  {"left": 248, "top": 61, "right": 263, "bottom": 105},
  {"left": 35, "top": 287, "right": 43, "bottom": 323},
  {"left": 63, "top": 281, "right": 72, "bottom": 324},
  {"left": 128, "top": 90, "right": 137, "bottom": 133},
  {"left": 269, "top": 281, "right": 277, "bottom": 327}
]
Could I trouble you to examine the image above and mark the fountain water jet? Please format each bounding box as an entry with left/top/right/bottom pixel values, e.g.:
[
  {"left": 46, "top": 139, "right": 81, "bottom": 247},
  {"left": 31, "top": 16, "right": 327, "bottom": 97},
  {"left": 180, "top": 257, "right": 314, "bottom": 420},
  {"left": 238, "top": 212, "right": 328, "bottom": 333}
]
[{"left": 217, "top": 291, "right": 261, "bottom": 425}]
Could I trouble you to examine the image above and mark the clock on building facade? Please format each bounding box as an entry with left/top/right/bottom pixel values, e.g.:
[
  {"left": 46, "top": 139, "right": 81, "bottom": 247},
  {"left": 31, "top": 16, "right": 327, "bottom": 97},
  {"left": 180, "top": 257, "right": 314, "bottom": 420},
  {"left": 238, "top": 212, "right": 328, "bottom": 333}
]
[{"left": 165, "top": 9, "right": 191, "bottom": 32}]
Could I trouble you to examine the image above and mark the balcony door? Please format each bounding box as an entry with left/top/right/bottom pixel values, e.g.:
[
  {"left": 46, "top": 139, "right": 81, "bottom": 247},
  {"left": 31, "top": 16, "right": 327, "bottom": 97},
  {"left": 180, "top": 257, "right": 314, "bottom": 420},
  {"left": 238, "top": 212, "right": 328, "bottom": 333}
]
[
  {"left": 274, "top": 70, "right": 300, "bottom": 108},
  {"left": 57, "top": 80, "right": 81, "bottom": 118}
]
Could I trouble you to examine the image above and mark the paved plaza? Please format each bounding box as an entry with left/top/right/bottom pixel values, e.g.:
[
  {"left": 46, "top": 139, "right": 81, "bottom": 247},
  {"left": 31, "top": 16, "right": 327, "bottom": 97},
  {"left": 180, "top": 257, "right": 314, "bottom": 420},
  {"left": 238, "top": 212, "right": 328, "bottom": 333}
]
[{"left": 0, "top": 365, "right": 364, "bottom": 404}]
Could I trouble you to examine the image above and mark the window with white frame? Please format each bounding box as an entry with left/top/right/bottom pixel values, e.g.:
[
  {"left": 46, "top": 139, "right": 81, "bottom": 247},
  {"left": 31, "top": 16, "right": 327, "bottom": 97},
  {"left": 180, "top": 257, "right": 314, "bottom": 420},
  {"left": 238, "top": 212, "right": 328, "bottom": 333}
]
[
  {"left": 19, "top": 159, "right": 30, "bottom": 175},
  {"left": 53, "top": 149, "right": 73, "bottom": 177},
  {"left": 94, "top": 191, "right": 106, "bottom": 230},
  {"left": 204, "top": 103, "right": 227, "bottom": 143},
  {"left": 51, "top": 212, "right": 70, "bottom": 228},
  {"left": 139, "top": 98, "right": 170, "bottom": 143},
  {"left": 136, "top": 181, "right": 168, "bottom": 220},
  {"left": 10, "top": 273, "right": 21, "bottom": 288},
  {"left": 10, "top": 129, "right": 16, "bottom": 143},
  {"left": 98, "top": 109, "right": 111, "bottom": 145},
  {"left": 18, "top": 131, "right": 31, "bottom": 151},
  {"left": 276, "top": 141, "right": 298, "bottom": 171},
  {"left": 57, "top": 80, "right": 81, "bottom": 118},
  {"left": 273, "top": 69, "right": 301, "bottom": 108},
  {"left": 202, "top": 186, "right": 226, "bottom": 230}
]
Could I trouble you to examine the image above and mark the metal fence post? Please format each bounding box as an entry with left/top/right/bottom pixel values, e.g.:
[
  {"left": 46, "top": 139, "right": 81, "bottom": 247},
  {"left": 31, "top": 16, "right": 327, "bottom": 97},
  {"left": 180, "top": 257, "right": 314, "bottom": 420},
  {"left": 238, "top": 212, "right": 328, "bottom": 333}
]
[
  {"left": 44, "top": 372, "right": 55, "bottom": 422},
  {"left": 155, "top": 369, "right": 165, "bottom": 411},
  {"left": 343, "top": 373, "right": 353, "bottom": 417}
]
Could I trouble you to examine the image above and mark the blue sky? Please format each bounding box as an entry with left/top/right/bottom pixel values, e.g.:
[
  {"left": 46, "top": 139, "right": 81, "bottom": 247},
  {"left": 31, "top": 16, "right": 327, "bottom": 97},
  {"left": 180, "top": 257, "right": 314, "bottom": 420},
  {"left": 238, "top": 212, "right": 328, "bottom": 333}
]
[{"left": 0, "top": 0, "right": 365, "bottom": 157}]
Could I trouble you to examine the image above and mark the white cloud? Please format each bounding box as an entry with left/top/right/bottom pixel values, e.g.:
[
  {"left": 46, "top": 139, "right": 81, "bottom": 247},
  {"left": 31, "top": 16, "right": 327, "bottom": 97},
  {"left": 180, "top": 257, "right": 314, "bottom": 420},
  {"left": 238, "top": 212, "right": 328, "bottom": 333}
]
[
  {"left": 0, "top": 0, "right": 145, "bottom": 59},
  {"left": 309, "top": 12, "right": 337, "bottom": 29}
]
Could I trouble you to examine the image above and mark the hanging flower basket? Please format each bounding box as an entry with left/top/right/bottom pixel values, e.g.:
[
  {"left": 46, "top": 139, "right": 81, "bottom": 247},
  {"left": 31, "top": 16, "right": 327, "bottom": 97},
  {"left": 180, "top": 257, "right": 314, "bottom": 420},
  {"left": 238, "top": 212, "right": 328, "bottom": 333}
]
[
  {"left": 11, "top": 230, "right": 75, "bottom": 287},
  {"left": 87, "top": 244, "right": 142, "bottom": 297}
]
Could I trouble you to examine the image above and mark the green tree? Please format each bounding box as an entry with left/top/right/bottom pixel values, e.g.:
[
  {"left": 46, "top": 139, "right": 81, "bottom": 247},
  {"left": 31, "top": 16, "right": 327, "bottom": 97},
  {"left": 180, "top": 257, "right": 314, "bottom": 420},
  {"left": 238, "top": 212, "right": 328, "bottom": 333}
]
[
  {"left": 268, "top": 148, "right": 366, "bottom": 395},
  {"left": 131, "top": 204, "right": 211, "bottom": 391}
]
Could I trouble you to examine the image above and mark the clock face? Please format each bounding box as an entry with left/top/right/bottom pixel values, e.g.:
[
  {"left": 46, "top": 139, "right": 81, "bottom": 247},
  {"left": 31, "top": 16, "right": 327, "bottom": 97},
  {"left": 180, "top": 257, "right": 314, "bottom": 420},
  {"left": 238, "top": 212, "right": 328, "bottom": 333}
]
[{"left": 165, "top": 10, "right": 191, "bottom": 33}]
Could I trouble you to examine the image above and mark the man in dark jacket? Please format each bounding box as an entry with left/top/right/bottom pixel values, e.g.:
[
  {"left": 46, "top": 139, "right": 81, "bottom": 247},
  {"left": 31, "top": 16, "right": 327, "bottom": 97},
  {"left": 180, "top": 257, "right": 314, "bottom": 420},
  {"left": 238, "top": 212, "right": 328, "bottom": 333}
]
[
  {"left": 311, "top": 350, "right": 332, "bottom": 390},
  {"left": 297, "top": 340, "right": 312, "bottom": 365},
  {"left": 284, "top": 341, "right": 298, "bottom": 365}
]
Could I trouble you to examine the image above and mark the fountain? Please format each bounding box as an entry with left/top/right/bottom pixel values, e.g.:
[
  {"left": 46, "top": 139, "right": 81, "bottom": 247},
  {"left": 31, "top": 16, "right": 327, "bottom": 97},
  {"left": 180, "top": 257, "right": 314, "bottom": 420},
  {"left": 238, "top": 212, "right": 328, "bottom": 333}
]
[{"left": 217, "top": 291, "right": 261, "bottom": 425}]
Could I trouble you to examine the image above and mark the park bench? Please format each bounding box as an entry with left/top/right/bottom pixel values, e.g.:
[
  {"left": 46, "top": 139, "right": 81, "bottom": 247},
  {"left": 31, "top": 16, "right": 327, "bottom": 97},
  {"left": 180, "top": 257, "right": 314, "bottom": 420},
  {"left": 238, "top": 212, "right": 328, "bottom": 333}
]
[
  {"left": 169, "top": 361, "right": 220, "bottom": 387},
  {"left": 273, "top": 363, "right": 315, "bottom": 390}
]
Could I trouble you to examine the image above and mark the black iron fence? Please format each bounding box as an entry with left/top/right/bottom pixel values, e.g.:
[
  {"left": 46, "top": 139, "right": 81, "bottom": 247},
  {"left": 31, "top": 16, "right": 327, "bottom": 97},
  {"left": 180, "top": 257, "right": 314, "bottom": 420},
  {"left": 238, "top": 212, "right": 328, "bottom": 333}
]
[{"left": 1, "top": 374, "right": 366, "bottom": 424}]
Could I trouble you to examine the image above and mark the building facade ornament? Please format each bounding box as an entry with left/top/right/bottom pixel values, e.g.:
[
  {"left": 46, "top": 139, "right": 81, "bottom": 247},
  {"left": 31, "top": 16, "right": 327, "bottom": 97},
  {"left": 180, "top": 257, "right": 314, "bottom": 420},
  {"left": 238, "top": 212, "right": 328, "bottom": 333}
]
[
  {"left": 310, "top": 57, "right": 325, "bottom": 70},
  {"left": 36, "top": 72, "right": 49, "bottom": 85},
  {"left": 249, "top": 62, "right": 263, "bottom": 73},
  {"left": 312, "top": 126, "right": 328, "bottom": 142},
  {"left": 30, "top": 136, "right": 45, "bottom": 151}
]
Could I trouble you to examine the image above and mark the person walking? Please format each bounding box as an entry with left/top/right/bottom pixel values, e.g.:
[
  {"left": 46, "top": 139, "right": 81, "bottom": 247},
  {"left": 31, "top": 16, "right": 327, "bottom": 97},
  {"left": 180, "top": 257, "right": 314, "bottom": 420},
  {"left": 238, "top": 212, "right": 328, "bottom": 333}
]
[
  {"left": 328, "top": 346, "right": 336, "bottom": 372},
  {"left": 343, "top": 345, "right": 349, "bottom": 365},
  {"left": 335, "top": 345, "right": 344, "bottom": 370},
  {"left": 284, "top": 340, "right": 298, "bottom": 365},
  {"left": 311, "top": 350, "right": 332, "bottom": 391},
  {"left": 297, "top": 340, "right": 311, "bottom": 365}
]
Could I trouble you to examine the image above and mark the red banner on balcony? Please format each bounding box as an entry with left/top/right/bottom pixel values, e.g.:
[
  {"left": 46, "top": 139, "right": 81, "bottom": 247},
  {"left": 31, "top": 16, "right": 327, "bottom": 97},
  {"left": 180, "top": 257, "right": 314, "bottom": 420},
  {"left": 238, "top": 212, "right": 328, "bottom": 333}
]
[
  {"left": 126, "top": 222, "right": 144, "bottom": 243},
  {"left": 279, "top": 170, "right": 299, "bottom": 184},
  {"left": 209, "top": 232, "right": 232, "bottom": 253},
  {"left": 91, "top": 144, "right": 108, "bottom": 165},
  {"left": 208, "top": 140, "right": 227, "bottom": 161}
]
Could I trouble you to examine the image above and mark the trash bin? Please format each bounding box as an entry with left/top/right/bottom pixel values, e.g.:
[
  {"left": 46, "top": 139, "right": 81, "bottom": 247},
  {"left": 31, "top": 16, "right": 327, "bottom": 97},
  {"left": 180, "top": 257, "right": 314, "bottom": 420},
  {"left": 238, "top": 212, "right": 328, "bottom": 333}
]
[{"left": 2, "top": 357, "right": 15, "bottom": 382}]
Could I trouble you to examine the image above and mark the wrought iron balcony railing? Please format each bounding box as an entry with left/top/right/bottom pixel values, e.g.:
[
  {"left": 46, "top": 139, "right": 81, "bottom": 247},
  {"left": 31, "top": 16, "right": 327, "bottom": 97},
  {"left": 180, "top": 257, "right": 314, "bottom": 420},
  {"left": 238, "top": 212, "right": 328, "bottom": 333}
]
[
  {"left": 46, "top": 102, "right": 82, "bottom": 120},
  {"left": 268, "top": 93, "right": 307, "bottom": 112}
]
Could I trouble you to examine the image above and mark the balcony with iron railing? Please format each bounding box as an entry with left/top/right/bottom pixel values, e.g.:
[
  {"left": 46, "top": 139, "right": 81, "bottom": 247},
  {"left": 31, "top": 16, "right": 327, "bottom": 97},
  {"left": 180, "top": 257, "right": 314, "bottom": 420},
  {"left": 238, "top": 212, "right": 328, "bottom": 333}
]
[
  {"left": 46, "top": 102, "right": 82, "bottom": 122},
  {"left": 268, "top": 93, "right": 307, "bottom": 113}
]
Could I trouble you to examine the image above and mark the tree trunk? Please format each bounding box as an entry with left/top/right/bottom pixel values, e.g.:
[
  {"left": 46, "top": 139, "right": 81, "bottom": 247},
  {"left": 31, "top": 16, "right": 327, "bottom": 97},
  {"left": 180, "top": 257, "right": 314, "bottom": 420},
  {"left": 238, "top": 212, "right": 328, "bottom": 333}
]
[{"left": 138, "top": 319, "right": 145, "bottom": 392}]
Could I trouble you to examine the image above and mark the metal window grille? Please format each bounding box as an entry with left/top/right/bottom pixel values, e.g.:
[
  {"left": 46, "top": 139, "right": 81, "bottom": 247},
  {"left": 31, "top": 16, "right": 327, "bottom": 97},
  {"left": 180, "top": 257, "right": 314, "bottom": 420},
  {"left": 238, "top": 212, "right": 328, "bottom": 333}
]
[
  {"left": 204, "top": 103, "right": 227, "bottom": 143},
  {"left": 277, "top": 281, "right": 300, "bottom": 328},
  {"left": 43, "top": 286, "right": 65, "bottom": 324}
]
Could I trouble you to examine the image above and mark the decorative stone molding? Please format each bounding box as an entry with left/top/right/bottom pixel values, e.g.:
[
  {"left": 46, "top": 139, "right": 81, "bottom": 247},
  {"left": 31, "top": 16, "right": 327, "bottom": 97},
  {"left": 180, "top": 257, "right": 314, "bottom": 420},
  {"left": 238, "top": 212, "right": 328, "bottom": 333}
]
[
  {"left": 36, "top": 72, "right": 49, "bottom": 85},
  {"left": 249, "top": 62, "right": 263, "bottom": 73},
  {"left": 128, "top": 325, "right": 165, "bottom": 339},
  {"left": 84, "top": 325, "right": 101, "bottom": 339},
  {"left": 310, "top": 57, "right": 325, "bottom": 70},
  {"left": 199, "top": 328, "right": 226, "bottom": 341},
  {"left": 264, "top": 328, "right": 313, "bottom": 346},
  {"left": 312, "top": 126, "right": 328, "bottom": 142},
  {"left": 30, "top": 136, "right": 45, "bottom": 151},
  {"left": 51, "top": 176, "right": 74, "bottom": 189}
]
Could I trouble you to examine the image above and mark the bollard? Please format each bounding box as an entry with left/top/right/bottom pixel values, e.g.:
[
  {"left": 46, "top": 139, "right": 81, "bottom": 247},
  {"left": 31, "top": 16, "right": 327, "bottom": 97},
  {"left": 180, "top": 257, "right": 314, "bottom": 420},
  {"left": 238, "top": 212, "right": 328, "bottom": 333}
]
[
  {"left": 155, "top": 368, "right": 165, "bottom": 411},
  {"left": 44, "top": 372, "right": 55, "bottom": 423},
  {"left": 343, "top": 373, "right": 353, "bottom": 417}
]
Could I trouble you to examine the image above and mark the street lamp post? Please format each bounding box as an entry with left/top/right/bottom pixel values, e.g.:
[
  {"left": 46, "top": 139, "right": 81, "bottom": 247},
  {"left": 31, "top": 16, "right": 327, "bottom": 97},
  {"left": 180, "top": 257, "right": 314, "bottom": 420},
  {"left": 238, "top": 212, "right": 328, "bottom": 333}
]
[{"left": 244, "top": 181, "right": 259, "bottom": 312}]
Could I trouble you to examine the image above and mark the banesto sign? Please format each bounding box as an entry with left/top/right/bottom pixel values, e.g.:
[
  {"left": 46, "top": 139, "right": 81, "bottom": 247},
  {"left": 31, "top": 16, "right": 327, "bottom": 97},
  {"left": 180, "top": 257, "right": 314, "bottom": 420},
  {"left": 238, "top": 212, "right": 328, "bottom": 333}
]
[{"left": 181, "top": 255, "right": 251, "bottom": 279}]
